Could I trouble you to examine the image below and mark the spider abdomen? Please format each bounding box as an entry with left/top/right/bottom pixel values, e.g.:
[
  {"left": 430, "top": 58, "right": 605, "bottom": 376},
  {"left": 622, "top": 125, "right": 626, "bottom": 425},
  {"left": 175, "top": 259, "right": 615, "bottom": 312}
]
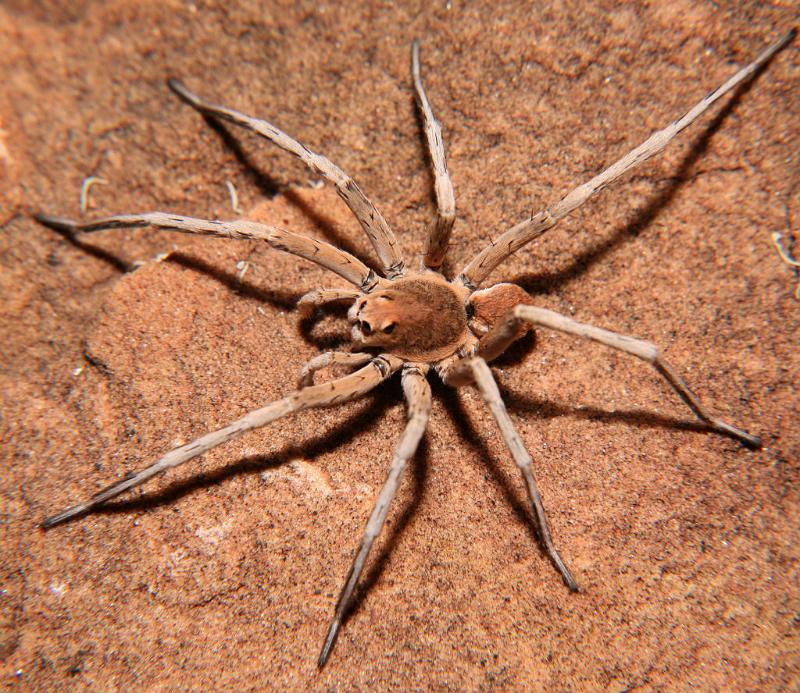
[{"left": 467, "top": 283, "right": 533, "bottom": 336}]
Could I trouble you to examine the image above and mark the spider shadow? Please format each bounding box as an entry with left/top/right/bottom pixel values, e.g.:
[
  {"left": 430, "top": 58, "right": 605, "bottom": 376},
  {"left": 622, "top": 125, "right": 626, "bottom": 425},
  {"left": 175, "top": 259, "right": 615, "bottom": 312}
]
[
  {"left": 433, "top": 373, "right": 716, "bottom": 583},
  {"left": 435, "top": 381, "right": 564, "bottom": 573},
  {"left": 83, "top": 384, "right": 398, "bottom": 518},
  {"left": 490, "top": 331, "right": 538, "bottom": 368},
  {"left": 79, "top": 372, "right": 430, "bottom": 636},
  {"left": 510, "top": 73, "right": 763, "bottom": 296},
  {"left": 201, "top": 115, "right": 377, "bottom": 268},
  {"left": 44, "top": 225, "right": 131, "bottom": 274},
  {"left": 297, "top": 304, "right": 354, "bottom": 351},
  {"left": 47, "top": 222, "right": 349, "bottom": 351},
  {"left": 161, "top": 245, "right": 362, "bottom": 352},
  {"left": 339, "top": 435, "right": 430, "bottom": 627},
  {"left": 498, "top": 384, "right": 712, "bottom": 437},
  {"left": 164, "top": 251, "right": 300, "bottom": 311},
  {"left": 38, "top": 111, "right": 381, "bottom": 279},
  {"left": 44, "top": 221, "right": 306, "bottom": 312}
]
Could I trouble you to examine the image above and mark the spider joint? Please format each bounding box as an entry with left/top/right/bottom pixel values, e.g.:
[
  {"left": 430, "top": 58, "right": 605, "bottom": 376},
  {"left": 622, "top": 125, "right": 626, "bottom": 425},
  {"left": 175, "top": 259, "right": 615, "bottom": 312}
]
[
  {"left": 454, "top": 273, "right": 476, "bottom": 291},
  {"left": 384, "top": 260, "right": 406, "bottom": 279},
  {"left": 402, "top": 363, "right": 429, "bottom": 378},
  {"left": 359, "top": 270, "right": 381, "bottom": 293},
  {"left": 370, "top": 356, "right": 394, "bottom": 379}
]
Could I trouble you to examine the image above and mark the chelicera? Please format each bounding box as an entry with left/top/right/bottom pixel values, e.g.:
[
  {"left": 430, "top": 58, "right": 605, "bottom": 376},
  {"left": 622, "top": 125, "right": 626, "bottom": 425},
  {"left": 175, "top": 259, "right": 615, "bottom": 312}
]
[{"left": 36, "top": 32, "right": 793, "bottom": 666}]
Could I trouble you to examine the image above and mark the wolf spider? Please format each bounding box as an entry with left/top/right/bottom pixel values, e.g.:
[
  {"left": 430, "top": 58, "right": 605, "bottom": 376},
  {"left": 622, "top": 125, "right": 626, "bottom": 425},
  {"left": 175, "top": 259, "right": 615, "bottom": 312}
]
[{"left": 37, "top": 31, "right": 793, "bottom": 666}]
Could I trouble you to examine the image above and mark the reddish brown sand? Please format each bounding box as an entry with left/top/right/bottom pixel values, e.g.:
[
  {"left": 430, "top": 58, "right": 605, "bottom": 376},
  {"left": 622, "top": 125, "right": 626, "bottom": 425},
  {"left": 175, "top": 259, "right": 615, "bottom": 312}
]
[{"left": 1, "top": 2, "right": 798, "bottom": 690}]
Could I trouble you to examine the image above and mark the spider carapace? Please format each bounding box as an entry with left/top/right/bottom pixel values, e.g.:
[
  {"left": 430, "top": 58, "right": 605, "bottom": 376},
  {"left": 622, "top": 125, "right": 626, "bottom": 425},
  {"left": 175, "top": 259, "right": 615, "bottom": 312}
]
[
  {"left": 351, "top": 274, "right": 469, "bottom": 361},
  {"left": 36, "top": 31, "right": 793, "bottom": 666}
]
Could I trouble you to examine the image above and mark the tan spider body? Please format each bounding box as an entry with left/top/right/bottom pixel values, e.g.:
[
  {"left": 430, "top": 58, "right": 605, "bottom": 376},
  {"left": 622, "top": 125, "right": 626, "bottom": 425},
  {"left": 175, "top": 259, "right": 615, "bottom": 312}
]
[
  {"left": 36, "top": 31, "right": 793, "bottom": 666},
  {"left": 349, "top": 273, "right": 470, "bottom": 362}
]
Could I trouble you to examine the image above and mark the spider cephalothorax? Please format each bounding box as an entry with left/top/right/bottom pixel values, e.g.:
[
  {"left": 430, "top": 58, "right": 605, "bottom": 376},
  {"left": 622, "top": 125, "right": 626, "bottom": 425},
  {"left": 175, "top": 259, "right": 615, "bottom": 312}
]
[
  {"left": 36, "top": 32, "right": 792, "bottom": 666},
  {"left": 349, "top": 274, "right": 469, "bottom": 361}
]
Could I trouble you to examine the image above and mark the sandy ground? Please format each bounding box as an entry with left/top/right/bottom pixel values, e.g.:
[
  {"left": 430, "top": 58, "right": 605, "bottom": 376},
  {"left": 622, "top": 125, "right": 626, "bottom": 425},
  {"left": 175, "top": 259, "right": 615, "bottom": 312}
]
[{"left": 1, "top": 1, "right": 798, "bottom": 690}]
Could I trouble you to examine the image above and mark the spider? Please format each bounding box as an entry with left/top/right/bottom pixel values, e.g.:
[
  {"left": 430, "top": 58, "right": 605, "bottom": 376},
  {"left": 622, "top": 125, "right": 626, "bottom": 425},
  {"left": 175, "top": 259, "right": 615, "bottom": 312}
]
[{"left": 36, "top": 30, "right": 793, "bottom": 666}]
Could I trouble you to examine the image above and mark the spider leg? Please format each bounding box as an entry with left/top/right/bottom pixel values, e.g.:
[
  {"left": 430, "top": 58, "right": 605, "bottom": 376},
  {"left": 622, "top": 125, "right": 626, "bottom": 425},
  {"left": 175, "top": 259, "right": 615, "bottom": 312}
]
[
  {"left": 297, "top": 288, "right": 361, "bottom": 318},
  {"left": 298, "top": 351, "right": 372, "bottom": 388},
  {"left": 458, "top": 29, "right": 796, "bottom": 288},
  {"left": 462, "top": 356, "right": 577, "bottom": 590},
  {"left": 491, "top": 304, "right": 761, "bottom": 447},
  {"left": 167, "top": 79, "right": 404, "bottom": 279},
  {"left": 34, "top": 212, "right": 382, "bottom": 291},
  {"left": 42, "top": 355, "right": 402, "bottom": 529},
  {"left": 318, "top": 364, "right": 431, "bottom": 667},
  {"left": 412, "top": 40, "right": 456, "bottom": 271}
]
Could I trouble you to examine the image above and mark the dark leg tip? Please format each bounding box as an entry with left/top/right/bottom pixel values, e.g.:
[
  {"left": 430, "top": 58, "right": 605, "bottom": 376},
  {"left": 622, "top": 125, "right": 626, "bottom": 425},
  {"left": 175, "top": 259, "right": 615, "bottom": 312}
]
[
  {"left": 564, "top": 574, "right": 580, "bottom": 593},
  {"left": 41, "top": 504, "right": 86, "bottom": 529},
  {"left": 34, "top": 214, "right": 76, "bottom": 234},
  {"left": 318, "top": 621, "right": 340, "bottom": 668},
  {"left": 742, "top": 434, "right": 762, "bottom": 451},
  {"left": 166, "top": 77, "right": 184, "bottom": 93},
  {"left": 728, "top": 426, "right": 761, "bottom": 450},
  {"left": 710, "top": 419, "right": 762, "bottom": 450},
  {"left": 41, "top": 516, "right": 59, "bottom": 530},
  {"left": 167, "top": 78, "right": 199, "bottom": 108}
]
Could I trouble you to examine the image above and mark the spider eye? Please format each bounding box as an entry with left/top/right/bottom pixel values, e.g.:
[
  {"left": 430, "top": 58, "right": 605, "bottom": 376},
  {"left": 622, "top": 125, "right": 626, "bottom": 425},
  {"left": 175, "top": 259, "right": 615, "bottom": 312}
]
[
  {"left": 360, "top": 321, "right": 372, "bottom": 335},
  {"left": 382, "top": 322, "right": 396, "bottom": 335}
]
